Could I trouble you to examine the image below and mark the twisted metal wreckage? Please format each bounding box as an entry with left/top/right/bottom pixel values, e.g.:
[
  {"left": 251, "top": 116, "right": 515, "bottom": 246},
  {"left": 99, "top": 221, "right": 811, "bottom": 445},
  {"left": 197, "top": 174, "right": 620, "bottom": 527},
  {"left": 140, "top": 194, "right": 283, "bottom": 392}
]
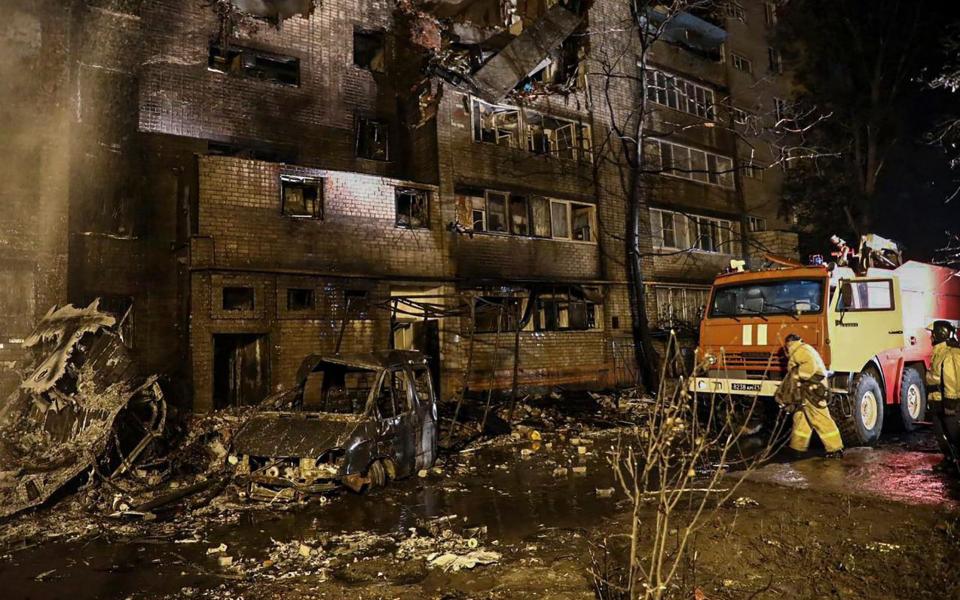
[{"left": 0, "top": 300, "right": 166, "bottom": 519}]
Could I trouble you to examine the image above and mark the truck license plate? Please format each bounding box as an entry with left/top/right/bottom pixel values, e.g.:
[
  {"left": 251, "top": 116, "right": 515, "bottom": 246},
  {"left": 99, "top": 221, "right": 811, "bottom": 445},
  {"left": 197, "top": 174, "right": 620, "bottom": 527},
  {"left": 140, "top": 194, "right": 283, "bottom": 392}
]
[{"left": 731, "top": 383, "right": 761, "bottom": 392}]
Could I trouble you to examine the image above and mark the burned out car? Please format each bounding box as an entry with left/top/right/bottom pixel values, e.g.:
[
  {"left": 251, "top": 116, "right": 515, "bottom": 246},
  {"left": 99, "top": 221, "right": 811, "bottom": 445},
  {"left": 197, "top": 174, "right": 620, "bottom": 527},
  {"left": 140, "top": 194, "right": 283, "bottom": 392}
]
[{"left": 231, "top": 350, "right": 438, "bottom": 500}]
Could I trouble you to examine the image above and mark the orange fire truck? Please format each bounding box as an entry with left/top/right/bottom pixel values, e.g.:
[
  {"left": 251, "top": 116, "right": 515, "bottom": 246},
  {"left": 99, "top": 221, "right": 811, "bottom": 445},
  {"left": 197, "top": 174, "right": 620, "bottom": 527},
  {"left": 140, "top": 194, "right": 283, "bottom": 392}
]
[{"left": 690, "top": 259, "right": 960, "bottom": 445}]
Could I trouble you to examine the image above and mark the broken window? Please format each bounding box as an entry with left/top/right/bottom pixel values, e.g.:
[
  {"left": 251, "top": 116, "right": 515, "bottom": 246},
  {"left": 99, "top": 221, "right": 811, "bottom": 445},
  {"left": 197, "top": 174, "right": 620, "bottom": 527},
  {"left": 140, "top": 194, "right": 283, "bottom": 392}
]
[
  {"left": 509, "top": 196, "right": 529, "bottom": 236},
  {"left": 485, "top": 191, "right": 509, "bottom": 233},
  {"left": 768, "top": 46, "right": 783, "bottom": 73},
  {"left": 474, "top": 296, "right": 523, "bottom": 333},
  {"left": 345, "top": 289, "right": 371, "bottom": 320},
  {"left": 208, "top": 44, "right": 300, "bottom": 86},
  {"left": 353, "top": 29, "right": 385, "bottom": 72},
  {"left": 376, "top": 370, "right": 410, "bottom": 418},
  {"left": 319, "top": 368, "right": 374, "bottom": 414},
  {"left": 645, "top": 69, "right": 716, "bottom": 119},
  {"left": 287, "top": 288, "right": 314, "bottom": 311},
  {"left": 356, "top": 117, "right": 389, "bottom": 160},
  {"left": 395, "top": 188, "right": 429, "bottom": 229},
  {"left": 529, "top": 196, "right": 551, "bottom": 238},
  {"left": 280, "top": 175, "right": 323, "bottom": 219},
  {"left": 470, "top": 196, "right": 487, "bottom": 231},
  {"left": 764, "top": 2, "right": 778, "bottom": 26},
  {"left": 223, "top": 287, "right": 255, "bottom": 311},
  {"left": 551, "top": 200, "right": 570, "bottom": 239},
  {"left": 472, "top": 98, "right": 520, "bottom": 147},
  {"left": 571, "top": 202, "right": 594, "bottom": 242},
  {"left": 655, "top": 286, "right": 709, "bottom": 327},
  {"left": 748, "top": 216, "right": 767, "bottom": 232},
  {"left": 534, "top": 287, "right": 599, "bottom": 332},
  {"left": 412, "top": 368, "right": 432, "bottom": 403},
  {"left": 725, "top": 1, "right": 745, "bottom": 21}
]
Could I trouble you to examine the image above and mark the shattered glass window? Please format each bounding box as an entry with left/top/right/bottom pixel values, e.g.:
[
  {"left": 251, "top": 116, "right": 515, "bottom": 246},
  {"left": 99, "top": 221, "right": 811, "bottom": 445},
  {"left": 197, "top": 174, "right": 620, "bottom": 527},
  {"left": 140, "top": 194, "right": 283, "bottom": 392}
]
[
  {"left": 474, "top": 297, "right": 522, "bottom": 333},
  {"left": 486, "top": 192, "right": 509, "bottom": 233},
  {"left": 353, "top": 29, "right": 385, "bottom": 72},
  {"left": 551, "top": 201, "right": 570, "bottom": 239},
  {"left": 286, "top": 288, "right": 314, "bottom": 311},
  {"left": 208, "top": 44, "right": 300, "bottom": 86},
  {"left": 529, "top": 196, "right": 552, "bottom": 238},
  {"left": 395, "top": 188, "right": 430, "bottom": 229},
  {"left": 534, "top": 287, "right": 599, "bottom": 331},
  {"left": 412, "top": 368, "right": 433, "bottom": 403},
  {"left": 509, "top": 196, "right": 529, "bottom": 236},
  {"left": 280, "top": 175, "right": 323, "bottom": 219},
  {"left": 570, "top": 203, "right": 594, "bottom": 242},
  {"left": 472, "top": 98, "right": 519, "bottom": 147},
  {"left": 223, "top": 287, "right": 254, "bottom": 311},
  {"left": 356, "top": 117, "right": 389, "bottom": 161},
  {"left": 322, "top": 369, "right": 375, "bottom": 414}
]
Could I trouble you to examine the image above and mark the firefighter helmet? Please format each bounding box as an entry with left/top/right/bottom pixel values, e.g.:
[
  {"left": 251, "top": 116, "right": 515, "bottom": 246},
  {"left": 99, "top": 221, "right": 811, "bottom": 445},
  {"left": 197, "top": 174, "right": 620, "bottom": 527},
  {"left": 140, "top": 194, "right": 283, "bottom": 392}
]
[{"left": 931, "top": 320, "right": 955, "bottom": 345}]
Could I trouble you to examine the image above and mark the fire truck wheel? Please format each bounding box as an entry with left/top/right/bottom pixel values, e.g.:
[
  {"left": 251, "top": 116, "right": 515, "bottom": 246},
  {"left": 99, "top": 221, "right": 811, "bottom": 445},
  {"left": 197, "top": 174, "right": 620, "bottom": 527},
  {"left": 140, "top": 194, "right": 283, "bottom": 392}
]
[
  {"left": 847, "top": 372, "right": 884, "bottom": 445},
  {"left": 898, "top": 367, "right": 926, "bottom": 432}
]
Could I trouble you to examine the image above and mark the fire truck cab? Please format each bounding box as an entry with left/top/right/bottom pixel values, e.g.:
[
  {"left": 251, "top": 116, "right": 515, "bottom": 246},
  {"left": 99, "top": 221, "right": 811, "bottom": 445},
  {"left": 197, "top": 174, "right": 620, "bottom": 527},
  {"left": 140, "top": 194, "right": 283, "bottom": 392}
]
[{"left": 690, "top": 260, "right": 960, "bottom": 445}]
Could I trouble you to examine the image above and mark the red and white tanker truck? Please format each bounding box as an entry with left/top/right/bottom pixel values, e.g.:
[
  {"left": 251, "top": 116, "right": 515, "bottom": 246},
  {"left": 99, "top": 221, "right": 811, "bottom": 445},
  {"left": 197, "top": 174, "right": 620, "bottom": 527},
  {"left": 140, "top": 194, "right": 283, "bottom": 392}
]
[{"left": 690, "top": 258, "right": 960, "bottom": 445}]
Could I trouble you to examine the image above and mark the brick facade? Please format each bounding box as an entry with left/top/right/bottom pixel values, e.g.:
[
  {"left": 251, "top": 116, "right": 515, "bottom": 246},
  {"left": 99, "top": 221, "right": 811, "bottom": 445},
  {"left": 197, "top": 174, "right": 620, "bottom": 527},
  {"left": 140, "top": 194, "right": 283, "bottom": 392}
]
[{"left": 26, "top": 0, "right": 800, "bottom": 410}]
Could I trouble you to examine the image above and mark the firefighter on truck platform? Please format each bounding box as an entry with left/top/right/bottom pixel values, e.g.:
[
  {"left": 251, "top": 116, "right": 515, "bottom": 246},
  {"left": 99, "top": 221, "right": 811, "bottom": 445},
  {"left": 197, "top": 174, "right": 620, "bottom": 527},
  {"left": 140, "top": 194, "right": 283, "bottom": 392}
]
[
  {"left": 926, "top": 320, "right": 960, "bottom": 470},
  {"left": 775, "top": 333, "right": 845, "bottom": 458}
]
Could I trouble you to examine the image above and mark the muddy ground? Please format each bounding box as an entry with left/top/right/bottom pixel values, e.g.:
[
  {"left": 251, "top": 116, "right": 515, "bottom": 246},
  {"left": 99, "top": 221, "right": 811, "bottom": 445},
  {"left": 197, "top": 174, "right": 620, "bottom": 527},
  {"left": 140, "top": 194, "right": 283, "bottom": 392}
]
[{"left": 2, "top": 426, "right": 960, "bottom": 600}]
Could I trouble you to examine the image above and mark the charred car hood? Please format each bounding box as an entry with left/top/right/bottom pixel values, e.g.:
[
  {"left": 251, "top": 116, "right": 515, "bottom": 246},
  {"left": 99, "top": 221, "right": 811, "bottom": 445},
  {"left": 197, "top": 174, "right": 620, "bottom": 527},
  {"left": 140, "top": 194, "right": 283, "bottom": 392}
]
[{"left": 232, "top": 412, "right": 365, "bottom": 458}]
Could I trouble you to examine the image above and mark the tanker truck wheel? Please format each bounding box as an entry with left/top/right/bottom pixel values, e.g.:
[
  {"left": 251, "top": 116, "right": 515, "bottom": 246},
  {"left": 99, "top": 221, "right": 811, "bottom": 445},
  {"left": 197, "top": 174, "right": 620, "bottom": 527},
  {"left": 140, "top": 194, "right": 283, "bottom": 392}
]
[
  {"left": 831, "top": 372, "right": 884, "bottom": 446},
  {"left": 898, "top": 367, "right": 926, "bottom": 432}
]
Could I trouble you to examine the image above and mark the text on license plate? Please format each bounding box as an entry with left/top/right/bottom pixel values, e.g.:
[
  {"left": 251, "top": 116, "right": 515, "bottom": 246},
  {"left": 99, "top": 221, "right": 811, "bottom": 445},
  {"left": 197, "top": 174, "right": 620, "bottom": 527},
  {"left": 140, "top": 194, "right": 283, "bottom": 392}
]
[{"left": 731, "top": 383, "right": 761, "bottom": 392}]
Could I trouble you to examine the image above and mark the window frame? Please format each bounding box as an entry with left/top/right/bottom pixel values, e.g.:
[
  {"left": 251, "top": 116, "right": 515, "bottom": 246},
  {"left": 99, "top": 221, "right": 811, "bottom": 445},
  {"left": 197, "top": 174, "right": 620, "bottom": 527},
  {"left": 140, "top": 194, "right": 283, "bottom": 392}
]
[
  {"left": 651, "top": 208, "right": 734, "bottom": 254},
  {"left": 470, "top": 96, "right": 591, "bottom": 162},
  {"left": 279, "top": 174, "right": 324, "bottom": 219},
  {"left": 286, "top": 288, "right": 315, "bottom": 311},
  {"left": 644, "top": 68, "right": 716, "bottom": 120},
  {"left": 355, "top": 116, "right": 389, "bottom": 161},
  {"left": 654, "top": 285, "right": 710, "bottom": 327},
  {"left": 394, "top": 187, "right": 430, "bottom": 230},
  {"left": 651, "top": 138, "right": 736, "bottom": 190},
  {"left": 725, "top": 1, "right": 746, "bottom": 22},
  {"left": 747, "top": 216, "right": 767, "bottom": 232},
  {"left": 208, "top": 44, "right": 301, "bottom": 87},
  {"left": 730, "top": 52, "right": 752, "bottom": 74},
  {"left": 353, "top": 28, "right": 385, "bottom": 73},
  {"left": 767, "top": 46, "right": 783, "bottom": 74},
  {"left": 222, "top": 286, "right": 255, "bottom": 311},
  {"left": 835, "top": 279, "right": 896, "bottom": 312}
]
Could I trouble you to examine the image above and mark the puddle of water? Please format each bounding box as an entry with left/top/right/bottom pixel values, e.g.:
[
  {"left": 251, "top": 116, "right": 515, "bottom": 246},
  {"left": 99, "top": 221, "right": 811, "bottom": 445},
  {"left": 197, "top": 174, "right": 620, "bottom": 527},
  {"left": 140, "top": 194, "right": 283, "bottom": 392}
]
[
  {"left": 743, "top": 444, "right": 959, "bottom": 508},
  {"left": 0, "top": 443, "right": 622, "bottom": 600}
]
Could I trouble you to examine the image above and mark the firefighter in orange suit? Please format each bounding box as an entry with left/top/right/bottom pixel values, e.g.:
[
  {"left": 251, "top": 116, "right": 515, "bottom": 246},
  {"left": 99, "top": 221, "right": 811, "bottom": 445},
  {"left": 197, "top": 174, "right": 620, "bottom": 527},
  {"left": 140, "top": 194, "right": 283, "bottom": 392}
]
[{"left": 778, "top": 333, "right": 844, "bottom": 458}]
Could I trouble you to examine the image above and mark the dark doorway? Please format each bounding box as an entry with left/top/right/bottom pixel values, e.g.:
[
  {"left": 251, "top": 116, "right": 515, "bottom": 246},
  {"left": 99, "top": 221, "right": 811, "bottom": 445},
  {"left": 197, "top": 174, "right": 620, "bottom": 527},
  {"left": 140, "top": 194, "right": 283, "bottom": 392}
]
[
  {"left": 410, "top": 320, "right": 441, "bottom": 399},
  {"left": 213, "top": 333, "right": 271, "bottom": 409}
]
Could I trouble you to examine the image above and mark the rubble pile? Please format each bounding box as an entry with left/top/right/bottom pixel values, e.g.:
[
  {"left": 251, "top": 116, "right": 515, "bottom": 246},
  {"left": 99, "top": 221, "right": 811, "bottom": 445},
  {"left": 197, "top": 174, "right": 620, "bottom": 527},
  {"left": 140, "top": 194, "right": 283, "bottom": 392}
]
[{"left": 211, "top": 516, "right": 503, "bottom": 586}]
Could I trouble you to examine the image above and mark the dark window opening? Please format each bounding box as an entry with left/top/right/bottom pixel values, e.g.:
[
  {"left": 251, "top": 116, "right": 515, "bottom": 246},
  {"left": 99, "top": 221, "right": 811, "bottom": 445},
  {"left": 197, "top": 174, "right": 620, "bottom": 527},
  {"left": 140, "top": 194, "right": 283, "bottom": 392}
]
[
  {"left": 474, "top": 296, "right": 523, "bottom": 333},
  {"left": 223, "top": 286, "right": 255, "bottom": 311},
  {"left": 345, "top": 289, "right": 371, "bottom": 320},
  {"left": 534, "top": 287, "right": 599, "bottom": 331},
  {"left": 356, "top": 117, "right": 389, "bottom": 160},
  {"left": 353, "top": 29, "right": 385, "bottom": 72},
  {"left": 287, "top": 288, "right": 314, "bottom": 311},
  {"left": 280, "top": 175, "right": 323, "bottom": 219},
  {"left": 395, "top": 188, "right": 429, "bottom": 229},
  {"left": 208, "top": 44, "right": 300, "bottom": 86},
  {"left": 529, "top": 196, "right": 551, "bottom": 238}
]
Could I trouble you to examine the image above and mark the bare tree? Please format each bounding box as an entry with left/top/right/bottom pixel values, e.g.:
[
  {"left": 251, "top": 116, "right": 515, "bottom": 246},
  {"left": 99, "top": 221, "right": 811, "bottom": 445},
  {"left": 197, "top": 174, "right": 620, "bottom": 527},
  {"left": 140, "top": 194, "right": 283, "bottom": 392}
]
[{"left": 596, "top": 333, "right": 789, "bottom": 599}]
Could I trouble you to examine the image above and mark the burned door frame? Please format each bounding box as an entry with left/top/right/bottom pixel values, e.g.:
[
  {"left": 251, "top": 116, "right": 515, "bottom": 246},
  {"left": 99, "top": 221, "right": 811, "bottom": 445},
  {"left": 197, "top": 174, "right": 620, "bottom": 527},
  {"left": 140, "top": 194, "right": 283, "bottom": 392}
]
[{"left": 212, "top": 332, "right": 272, "bottom": 409}]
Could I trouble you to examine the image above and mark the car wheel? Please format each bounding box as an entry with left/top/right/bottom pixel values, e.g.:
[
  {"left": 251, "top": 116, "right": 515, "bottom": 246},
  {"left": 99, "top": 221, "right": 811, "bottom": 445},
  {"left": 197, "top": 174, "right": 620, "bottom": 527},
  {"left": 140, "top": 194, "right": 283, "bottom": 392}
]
[
  {"left": 898, "top": 367, "right": 926, "bottom": 432},
  {"left": 367, "top": 460, "right": 387, "bottom": 489}
]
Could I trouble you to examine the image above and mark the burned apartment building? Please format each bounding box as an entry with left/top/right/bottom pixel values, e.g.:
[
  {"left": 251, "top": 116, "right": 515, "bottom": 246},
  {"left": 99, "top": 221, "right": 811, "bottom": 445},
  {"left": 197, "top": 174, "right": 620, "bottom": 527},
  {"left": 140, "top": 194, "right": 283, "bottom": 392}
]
[{"left": 0, "top": 0, "right": 798, "bottom": 410}]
